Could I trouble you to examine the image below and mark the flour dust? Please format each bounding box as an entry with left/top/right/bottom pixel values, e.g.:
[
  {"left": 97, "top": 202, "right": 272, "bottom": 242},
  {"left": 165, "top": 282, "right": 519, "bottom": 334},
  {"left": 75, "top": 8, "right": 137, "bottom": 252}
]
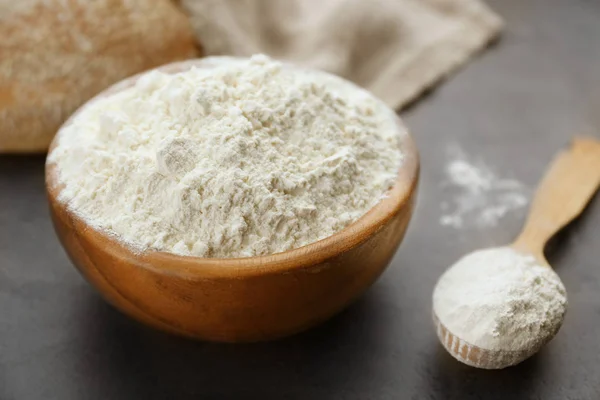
[{"left": 439, "top": 145, "right": 528, "bottom": 229}]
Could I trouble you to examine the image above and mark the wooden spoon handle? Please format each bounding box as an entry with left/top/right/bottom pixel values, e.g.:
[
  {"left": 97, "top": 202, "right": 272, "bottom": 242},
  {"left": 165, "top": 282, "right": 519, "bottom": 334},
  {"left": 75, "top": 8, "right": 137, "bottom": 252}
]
[{"left": 513, "top": 136, "right": 600, "bottom": 257}]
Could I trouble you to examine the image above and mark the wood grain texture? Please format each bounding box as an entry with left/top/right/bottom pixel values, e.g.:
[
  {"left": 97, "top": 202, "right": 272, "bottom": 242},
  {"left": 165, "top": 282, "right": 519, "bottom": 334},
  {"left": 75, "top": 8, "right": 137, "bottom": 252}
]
[
  {"left": 0, "top": 0, "right": 199, "bottom": 153},
  {"left": 433, "top": 314, "right": 538, "bottom": 370},
  {"left": 45, "top": 59, "right": 419, "bottom": 342},
  {"left": 513, "top": 137, "right": 600, "bottom": 261}
]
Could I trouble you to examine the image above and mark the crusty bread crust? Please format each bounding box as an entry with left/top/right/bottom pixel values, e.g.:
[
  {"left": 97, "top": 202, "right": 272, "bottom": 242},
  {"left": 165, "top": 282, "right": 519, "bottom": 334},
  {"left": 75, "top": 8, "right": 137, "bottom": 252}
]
[{"left": 0, "top": 0, "right": 199, "bottom": 152}]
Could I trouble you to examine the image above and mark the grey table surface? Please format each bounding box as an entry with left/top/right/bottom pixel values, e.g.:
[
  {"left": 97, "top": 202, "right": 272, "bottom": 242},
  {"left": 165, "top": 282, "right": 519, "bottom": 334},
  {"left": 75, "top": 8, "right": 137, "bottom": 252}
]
[{"left": 1, "top": 0, "right": 600, "bottom": 399}]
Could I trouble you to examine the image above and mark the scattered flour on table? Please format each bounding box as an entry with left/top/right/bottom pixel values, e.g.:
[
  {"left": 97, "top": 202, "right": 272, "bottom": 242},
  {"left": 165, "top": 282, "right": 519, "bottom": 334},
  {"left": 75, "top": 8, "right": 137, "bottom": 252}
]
[
  {"left": 439, "top": 145, "right": 528, "bottom": 229},
  {"left": 433, "top": 246, "right": 567, "bottom": 352},
  {"left": 48, "top": 55, "right": 404, "bottom": 258}
]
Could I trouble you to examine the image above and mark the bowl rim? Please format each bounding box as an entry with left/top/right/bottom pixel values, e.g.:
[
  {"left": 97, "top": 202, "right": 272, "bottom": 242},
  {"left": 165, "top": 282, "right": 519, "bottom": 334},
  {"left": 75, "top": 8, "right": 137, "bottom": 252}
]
[{"left": 45, "top": 58, "right": 420, "bottom": 279}]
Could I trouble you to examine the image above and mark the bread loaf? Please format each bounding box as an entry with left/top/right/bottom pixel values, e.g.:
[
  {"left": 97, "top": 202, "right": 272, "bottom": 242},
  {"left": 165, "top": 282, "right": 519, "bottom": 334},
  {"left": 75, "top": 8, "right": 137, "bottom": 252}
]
[{"left": 0, "top": 0, "right": 199, "bottom": 152}]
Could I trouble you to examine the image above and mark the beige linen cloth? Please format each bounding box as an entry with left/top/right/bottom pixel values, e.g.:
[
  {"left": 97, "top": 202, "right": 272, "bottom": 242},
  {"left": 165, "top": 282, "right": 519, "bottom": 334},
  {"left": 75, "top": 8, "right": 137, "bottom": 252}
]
[{"left": 179, "top": 0, "right": 502, "bottom": 110}]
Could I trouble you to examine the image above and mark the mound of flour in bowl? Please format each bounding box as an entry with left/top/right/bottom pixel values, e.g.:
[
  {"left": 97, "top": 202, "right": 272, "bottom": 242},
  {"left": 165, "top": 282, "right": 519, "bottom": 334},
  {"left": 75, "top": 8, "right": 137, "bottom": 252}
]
[{"left": 49, "top": 55, "right": 404, "bottom": 258}]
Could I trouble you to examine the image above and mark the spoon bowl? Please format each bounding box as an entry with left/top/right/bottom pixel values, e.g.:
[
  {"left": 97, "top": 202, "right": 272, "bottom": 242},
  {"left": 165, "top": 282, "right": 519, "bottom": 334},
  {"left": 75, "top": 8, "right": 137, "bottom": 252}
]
[
  {"left": 45, "top": 59, "right": 420, "bottom": 342},
  {"left": 432, "top": 245, "right": 567, "bottom": 370},
  {"left": 433, "top": 312, "right": 540, "bottom": 369}
]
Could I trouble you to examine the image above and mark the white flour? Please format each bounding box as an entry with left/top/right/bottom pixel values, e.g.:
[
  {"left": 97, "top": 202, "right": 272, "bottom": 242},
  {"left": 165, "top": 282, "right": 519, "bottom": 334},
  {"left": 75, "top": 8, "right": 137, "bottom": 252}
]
[
  {"left": 433, "top": 247, "right": 567, "bottom": 353},
  {"left": 440, "top": 146, "right": 528, "bottom": 229},
  {"left": 48, "top": 55, "right": 404, "bottom": 258}
]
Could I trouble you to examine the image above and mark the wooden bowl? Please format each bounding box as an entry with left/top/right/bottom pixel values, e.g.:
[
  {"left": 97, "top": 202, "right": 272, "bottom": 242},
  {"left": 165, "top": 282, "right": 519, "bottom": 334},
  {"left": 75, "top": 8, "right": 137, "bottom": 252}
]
[{"left": 45, "top": 59, "right": 420, "bottom": 342}]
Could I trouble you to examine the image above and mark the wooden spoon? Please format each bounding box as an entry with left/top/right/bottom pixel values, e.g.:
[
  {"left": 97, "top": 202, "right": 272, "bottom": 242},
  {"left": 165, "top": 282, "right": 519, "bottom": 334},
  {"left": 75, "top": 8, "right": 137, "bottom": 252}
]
[{"left": 434, "top": 136, "right": 600, "bottom": 369}]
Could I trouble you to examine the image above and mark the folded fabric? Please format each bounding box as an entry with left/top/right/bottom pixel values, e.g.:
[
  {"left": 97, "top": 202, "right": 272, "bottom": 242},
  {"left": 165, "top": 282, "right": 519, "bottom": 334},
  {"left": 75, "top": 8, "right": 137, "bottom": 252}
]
[{"left": 180, "top": 0, "right": 502, "bottom": 109}]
